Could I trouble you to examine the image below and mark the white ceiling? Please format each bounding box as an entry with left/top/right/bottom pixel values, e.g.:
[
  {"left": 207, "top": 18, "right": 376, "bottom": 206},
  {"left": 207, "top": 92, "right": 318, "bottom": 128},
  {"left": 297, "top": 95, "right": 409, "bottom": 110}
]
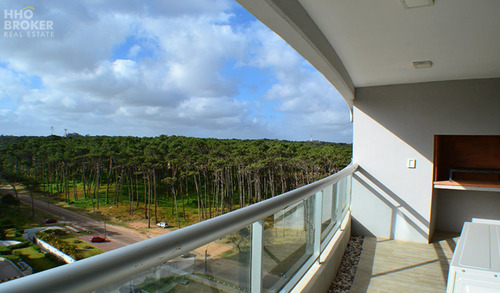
[{"left": 299, "top": 0, "right": 500, "bottom": 87}]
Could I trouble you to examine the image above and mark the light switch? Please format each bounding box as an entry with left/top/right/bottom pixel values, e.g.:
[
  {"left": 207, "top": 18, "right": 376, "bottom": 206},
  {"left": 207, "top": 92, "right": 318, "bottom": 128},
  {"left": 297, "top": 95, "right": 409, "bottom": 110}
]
[{"left": 407, "top": 159, "right": 416, "bottom": 169}]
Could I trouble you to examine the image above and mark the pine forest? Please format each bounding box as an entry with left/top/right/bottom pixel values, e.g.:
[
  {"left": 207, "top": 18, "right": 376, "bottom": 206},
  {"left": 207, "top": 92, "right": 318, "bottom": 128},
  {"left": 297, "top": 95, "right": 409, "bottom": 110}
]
[{"left": 0, "top": 135, "right": 351, "bottom": 228}]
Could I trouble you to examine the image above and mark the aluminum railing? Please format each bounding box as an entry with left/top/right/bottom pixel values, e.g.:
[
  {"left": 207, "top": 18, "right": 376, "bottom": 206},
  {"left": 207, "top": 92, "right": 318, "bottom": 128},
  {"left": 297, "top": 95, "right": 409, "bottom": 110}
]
[{"left": 0, "top": 163, "right": 357, "bottom": 293}]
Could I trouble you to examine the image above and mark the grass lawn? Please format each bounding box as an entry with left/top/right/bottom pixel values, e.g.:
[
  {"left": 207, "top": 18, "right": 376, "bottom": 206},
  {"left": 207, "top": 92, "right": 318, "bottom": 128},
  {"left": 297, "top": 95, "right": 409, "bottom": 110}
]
[
  {"left": 59, "top": 235, "right": 104, "bottom": 259},
  {"left": 15, "top": 246, "right": 65, "bottom": 273}
]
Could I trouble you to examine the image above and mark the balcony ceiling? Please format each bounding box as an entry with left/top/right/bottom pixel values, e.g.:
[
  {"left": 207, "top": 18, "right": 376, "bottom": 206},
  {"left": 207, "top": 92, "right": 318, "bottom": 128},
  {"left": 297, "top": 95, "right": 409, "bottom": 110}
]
[{"left": 237, "top": 0, "right": 500, "bottom": 106}]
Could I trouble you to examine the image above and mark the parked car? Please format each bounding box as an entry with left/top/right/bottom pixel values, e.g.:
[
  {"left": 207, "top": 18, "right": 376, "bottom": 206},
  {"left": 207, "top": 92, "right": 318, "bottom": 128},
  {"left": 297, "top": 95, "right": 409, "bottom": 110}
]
[
  {"left": 181, "top": 252, "right": 195, "bottom": 258},
  {"left": 156, "top": 222, "right": 169, "bottom": 228},
  {"left": 43, "top": 218, "right": 57, "bottom": 224},
  {"left": 89, "top": 236, "right": 106, "bottom": 242}
]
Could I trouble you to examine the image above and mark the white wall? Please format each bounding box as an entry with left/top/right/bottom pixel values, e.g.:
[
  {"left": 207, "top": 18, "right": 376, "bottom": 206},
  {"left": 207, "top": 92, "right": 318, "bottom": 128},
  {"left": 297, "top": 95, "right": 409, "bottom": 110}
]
[
  {"left": 351, "top": 78, "right": 500, "bottom": 243},
  {"left": 435, "top": 189, "right": 500, "bottom": 232}
]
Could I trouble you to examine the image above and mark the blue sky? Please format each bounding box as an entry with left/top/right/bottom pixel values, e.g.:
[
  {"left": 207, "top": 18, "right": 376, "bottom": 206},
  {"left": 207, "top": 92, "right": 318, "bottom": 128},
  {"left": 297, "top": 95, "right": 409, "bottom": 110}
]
[{"left": 0, "top": 0, "right": 352, "bottom": 142}]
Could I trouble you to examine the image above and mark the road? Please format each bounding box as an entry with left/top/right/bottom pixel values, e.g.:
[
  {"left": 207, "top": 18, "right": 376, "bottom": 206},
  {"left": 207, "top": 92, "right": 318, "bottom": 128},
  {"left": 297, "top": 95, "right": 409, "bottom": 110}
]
[{"left": 0, "top": 186, "right": 149, "bottom": 251}]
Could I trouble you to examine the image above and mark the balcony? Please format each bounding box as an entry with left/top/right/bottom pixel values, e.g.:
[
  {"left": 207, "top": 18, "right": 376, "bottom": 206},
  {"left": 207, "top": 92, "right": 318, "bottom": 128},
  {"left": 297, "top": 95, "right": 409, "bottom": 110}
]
[
  {"left": 0, "top": 165, "right": 357, "bottom": 293},
  {"left": 2, "top": 1, "right": 499, "bottom": 291}
]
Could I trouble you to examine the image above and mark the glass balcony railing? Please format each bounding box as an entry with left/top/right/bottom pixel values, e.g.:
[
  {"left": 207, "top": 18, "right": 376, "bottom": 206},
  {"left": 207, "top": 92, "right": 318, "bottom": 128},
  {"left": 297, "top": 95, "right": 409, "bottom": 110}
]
[{"left": 0, "top": 164, "right": 357, "bottom": 293}]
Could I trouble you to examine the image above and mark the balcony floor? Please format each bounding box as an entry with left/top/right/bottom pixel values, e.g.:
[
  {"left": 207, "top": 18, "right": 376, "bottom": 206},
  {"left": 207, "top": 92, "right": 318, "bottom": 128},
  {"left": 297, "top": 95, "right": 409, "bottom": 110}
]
[{"left": 351, "top": 232, "right": 459, "bottom": 292}]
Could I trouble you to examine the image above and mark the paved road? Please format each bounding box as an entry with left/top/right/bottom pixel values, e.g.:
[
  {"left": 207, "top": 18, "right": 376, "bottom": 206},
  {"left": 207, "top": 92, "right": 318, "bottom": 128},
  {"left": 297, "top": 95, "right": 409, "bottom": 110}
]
[
  {"left": 0, "top": 258, "right": 24, "bottom": 282},
  {"left": 0, "top": 186, "right": 148, "bottom": 251}
]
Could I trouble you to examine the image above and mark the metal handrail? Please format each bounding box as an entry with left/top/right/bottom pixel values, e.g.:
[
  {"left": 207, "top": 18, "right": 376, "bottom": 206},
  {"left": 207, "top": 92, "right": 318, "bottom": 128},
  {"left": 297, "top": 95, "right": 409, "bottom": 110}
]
[{"left": 0, "top": 163, "right": 358, "bottom": 293}]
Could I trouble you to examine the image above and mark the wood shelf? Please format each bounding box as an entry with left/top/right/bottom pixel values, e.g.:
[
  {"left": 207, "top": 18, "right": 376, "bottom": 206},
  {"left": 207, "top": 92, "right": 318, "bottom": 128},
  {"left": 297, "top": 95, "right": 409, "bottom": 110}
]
[{"left": 434, "top": 180, "right": 500, "bottom": 192}]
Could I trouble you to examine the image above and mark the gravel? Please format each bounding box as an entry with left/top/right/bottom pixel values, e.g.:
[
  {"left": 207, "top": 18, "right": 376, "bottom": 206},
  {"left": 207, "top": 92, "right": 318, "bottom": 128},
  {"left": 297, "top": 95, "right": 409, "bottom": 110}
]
[{"left": 328, "top": 235, "right": 364, "bottom": 293}]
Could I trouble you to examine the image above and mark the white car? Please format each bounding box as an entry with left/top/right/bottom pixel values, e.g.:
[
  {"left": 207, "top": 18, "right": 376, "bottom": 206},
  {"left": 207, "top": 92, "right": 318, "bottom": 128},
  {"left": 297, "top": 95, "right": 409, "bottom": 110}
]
[{"left": 156, "top": 222, "right": 169, "bottom": 228}]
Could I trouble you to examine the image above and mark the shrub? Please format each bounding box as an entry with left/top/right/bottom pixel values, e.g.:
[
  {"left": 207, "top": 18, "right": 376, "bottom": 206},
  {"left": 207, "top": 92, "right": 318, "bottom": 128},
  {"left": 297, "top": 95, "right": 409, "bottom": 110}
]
[
  {"left": 73, "top": 252, "right": 83, "bottom": 260},
  {"left": 37, "top": 232, "right": 56, "bottom": 243},
  {"left": 52, "top": 229, "right": 68, "bottom": 236},
  {"left": 9, "top": 241, "right": 30, "bottom": 250},
  {"left": 44, "top": 253, "right": 61, "bottom": 263},
  {"left": 0, "top": 194, "right": 19, "bottom": 207},
  {"left": 0, "top": 247, "right": 12, "bottom": 255},
  {"left": 37, "top": 230, "right": 81, "bottom": 260},
  {"left": 3, "top": 255, "right": 20, "bottom": 263},
  {"left": 0, "top": 218, "right": 15, "bottom": 230}
]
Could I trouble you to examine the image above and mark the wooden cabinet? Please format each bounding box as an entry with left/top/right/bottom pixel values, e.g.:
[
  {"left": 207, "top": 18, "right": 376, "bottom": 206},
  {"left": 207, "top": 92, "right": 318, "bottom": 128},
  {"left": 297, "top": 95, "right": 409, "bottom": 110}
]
[{"left": 433, "top": 135, "right": 500, "bottom": 191}]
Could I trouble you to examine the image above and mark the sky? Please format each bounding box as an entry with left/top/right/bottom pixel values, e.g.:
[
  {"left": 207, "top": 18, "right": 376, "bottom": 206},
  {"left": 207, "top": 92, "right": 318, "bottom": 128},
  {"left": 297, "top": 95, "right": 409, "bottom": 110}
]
[{"left": 0, "top": 0, "right": 352, "bottom": 143}]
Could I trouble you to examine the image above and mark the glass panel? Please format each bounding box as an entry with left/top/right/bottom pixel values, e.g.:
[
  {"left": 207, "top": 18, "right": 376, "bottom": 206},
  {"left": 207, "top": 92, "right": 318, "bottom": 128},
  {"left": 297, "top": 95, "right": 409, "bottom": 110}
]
[
  {"left": 335, "top": 174, "right": 352, "bottom": 223},
  {"left": 100, "top": 227, "right": 251, "bottom": 293},
  {"left": 261, "top": 197, "right": 314, "bottom": 292},
  {"left": 320, "top": 184, "right": 338, "bottom": 242},
  {"left": 336, "top": 177, "right": 347, "bottom": 215}
]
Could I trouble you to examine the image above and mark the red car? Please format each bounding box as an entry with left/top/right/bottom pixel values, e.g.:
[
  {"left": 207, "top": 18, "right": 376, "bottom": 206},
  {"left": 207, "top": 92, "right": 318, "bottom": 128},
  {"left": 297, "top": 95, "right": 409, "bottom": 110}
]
[
  {"left": 89, "top": 236, "right": 106, "bottom": 242},
  {"left": 43, "top": 218, "right": 57, "bottom": 224}
]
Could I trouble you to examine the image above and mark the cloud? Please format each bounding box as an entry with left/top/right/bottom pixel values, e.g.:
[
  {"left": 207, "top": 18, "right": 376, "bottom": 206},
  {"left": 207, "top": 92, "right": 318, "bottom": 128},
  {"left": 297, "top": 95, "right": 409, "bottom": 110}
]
[
  {"left": 0, "top": 0, "right": 352, "bottom": 142},
  {"left": 0, "top": 66, "right": 31, "bottom": 102},
  {"left": 240, "top": 21, "right": 352, "bottom": 141}
]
